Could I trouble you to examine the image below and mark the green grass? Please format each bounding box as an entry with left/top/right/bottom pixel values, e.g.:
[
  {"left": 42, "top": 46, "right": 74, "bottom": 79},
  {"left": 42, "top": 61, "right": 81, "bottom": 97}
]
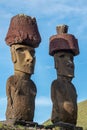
[
  {"left": 77, "top": 100, "right": 87, "bottom": 130},
  {"left": 43, "top": 119, "right": 52, "bottom": 126},
  {"left": 0, "top": 122, "right": 34, "bottom": 130},
  {"left": 0, "top": 122, "right": 3, "bottom": 128}
]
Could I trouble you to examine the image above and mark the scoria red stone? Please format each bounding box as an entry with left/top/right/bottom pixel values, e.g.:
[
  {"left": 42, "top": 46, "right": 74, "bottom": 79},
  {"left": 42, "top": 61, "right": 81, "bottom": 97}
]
[{"left": 5, "top": 14, "right": 41, "bottom": 48}]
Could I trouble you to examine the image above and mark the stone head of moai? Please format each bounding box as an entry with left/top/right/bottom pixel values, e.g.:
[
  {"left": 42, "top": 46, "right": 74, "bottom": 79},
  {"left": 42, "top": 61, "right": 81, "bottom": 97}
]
[
  {"left": 49, "top": 24, "right": 79, "bottom": 79},
  {"left": 5, "top": 14, "right": 41, "bottom": 76},
  {"left": 10, "top": 44, "right": 35, "bottom": 75},
  {"left": 49, "top": 25, "right": 79, "bottom": 125},
  {"left": 5, "top": 14, "right": 41, "bottom": 124}
]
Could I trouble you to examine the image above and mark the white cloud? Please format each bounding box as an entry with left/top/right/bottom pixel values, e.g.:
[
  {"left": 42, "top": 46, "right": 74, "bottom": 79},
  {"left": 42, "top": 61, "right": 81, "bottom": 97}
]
[
  {"left": 36, "top": 96, "right": 52, "bottom": 106},
  {"left": 24, "top": 0, "right": 87, "bottom": 17},
  {"left": 1, "top": 0, "right": 87, "bottom": 18}
]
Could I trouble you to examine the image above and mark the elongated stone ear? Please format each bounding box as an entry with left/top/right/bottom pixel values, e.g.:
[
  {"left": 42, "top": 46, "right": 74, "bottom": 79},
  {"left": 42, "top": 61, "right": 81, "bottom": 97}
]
[
  {"left": 10, "top": 46, "right": 17, "bottom": 63},
  {"left": 54, "top": 54, "right": 58, "bottom": 69}
]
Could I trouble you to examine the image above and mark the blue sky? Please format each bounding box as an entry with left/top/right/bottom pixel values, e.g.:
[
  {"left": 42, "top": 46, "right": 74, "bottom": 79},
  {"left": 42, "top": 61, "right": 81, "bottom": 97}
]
[{"left": 0, "top": 0, "right": 87, "bottom": 124}]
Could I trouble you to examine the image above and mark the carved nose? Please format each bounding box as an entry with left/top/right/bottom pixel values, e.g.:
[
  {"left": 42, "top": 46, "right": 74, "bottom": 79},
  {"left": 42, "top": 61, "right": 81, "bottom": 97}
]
[
  {"left": 68, "top": 60, "right": 72, "bottom": 64},
  {"left": 67, "top": 60, "right": 74, "bottom": 68},
  {"left": 26, "top": 56, "right": 33, "bottom": 63},
  {"left": 25, "top": 51, "right": 33, "bottom": 63}
]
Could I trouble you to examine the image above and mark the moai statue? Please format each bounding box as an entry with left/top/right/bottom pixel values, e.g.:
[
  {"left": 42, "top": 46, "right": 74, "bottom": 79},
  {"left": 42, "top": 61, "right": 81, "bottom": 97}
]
[
  {"left": 5, "top": 14, "right": 41, "bottom": 123},
  {"left": 49, "top": 25, "right": 79, "bottom": 125}
]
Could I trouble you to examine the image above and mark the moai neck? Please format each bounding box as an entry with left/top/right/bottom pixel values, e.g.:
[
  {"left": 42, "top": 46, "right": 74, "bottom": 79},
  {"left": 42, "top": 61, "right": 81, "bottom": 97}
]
[
  {"left": 58, "top": 75, "right": 73, "bottom": 82},
  {"left": 14, "top": 70, "right": 31, "bottom": 79}
]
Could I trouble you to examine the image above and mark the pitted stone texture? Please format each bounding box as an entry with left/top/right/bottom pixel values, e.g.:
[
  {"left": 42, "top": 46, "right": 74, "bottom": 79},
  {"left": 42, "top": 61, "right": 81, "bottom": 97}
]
[
  {"left": 49, "top": 25, "right": 79, "bottom": 56},
  {"left": 51, "top": 52, "right": 77, "bottom": 124},
  {"left": 56, "top": 25, "right": 68, "bottom": 34},
  {"left": 5, "top": 14, "right": 41, "bottom": 48},
  {"left": 51, "top": 78, "right": 77, "bottom": 125},
  {"left": 49, "top": 34, "right": 79, "bottom": 56},
  {"left": 6, "top": 75, "right": 37, "bottom": 121},
  {"left": 49, "top": 28, "right": 79, "bottom": 125}
]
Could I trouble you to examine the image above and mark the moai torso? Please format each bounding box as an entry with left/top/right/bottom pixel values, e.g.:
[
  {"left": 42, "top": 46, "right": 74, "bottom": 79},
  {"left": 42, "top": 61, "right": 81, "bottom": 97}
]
[
  {"left": 51, "top": 77, "right": 77, "bottom": 124},
  {"left": 6, "top": 75, "right": 37, "bottom": 121}
]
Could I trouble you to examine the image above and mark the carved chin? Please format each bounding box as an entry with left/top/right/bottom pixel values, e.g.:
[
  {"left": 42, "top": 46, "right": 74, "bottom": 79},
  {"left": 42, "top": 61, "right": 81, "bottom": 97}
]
[
  {"left": 23, "top": 69, "right": 34, "bottom": 74},
  {"left": 15, "top": 66, "right": 34, "bottom": 74}
]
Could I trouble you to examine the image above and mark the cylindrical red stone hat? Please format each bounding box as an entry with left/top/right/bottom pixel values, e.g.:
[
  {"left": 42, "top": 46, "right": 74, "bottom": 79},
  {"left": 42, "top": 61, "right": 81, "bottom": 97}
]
[
  {"left": 49, "top": 25, "right": 79, "bottom": 56},
  {"left": 5, "top": 14, "right": 41, "bottom": 48}
]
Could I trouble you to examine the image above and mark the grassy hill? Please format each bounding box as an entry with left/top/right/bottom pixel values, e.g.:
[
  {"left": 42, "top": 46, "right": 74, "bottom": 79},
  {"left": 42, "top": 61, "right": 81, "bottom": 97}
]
[
  {"left": 77, "top": 100, "right": 87, "bottom": 129},
  {"left": 44, "top": 100, "right": 87, "bottom": 130}
]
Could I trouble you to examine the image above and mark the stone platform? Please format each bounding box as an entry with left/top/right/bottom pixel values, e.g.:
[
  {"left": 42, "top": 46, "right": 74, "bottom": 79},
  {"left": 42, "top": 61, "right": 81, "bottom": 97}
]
[
  {"left": 45, "top": 122, "right": 83, "bottom": 130},
  {"left": 0, "top": 120, "right": 83, "bottom": 130}
]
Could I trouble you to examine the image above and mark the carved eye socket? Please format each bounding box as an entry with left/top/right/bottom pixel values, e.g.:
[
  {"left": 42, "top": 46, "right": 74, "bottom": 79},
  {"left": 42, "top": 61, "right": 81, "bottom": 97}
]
[
  {"left": 59, "top": 54, "right": 65, "bottom": 58},
  {"left": 16, "top": 48, "right": 24, "bottom": 52}
]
